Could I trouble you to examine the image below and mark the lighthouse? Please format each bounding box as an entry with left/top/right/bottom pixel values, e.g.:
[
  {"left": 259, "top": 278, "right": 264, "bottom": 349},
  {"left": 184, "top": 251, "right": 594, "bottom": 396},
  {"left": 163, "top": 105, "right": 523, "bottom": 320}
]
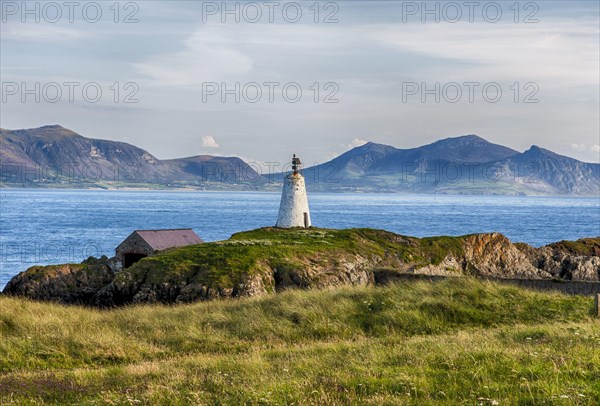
[{"left": 276, "top": 154, "right": 311, "bottom": 228}]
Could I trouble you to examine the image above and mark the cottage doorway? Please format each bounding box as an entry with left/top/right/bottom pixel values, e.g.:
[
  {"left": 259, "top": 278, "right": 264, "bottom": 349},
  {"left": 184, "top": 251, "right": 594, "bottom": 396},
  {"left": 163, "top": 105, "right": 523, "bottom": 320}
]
[{"left": 123, "top": 253, "right": 147, "bottom": 268}]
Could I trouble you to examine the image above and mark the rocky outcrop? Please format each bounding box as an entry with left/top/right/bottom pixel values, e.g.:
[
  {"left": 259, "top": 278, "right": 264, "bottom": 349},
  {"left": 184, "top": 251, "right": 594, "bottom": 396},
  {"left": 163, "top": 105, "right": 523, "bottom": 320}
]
[
  {"left": 92, "top": 242, "right": 380, "bottom": 307},
  {"left": 91, "top": 272, "right": 272, "bottom": 306},
  {"left": 3, "top": 256, "right": 115, "bottom": 304},
  {"left": 461, "top": 233, "right": 551, "bottom": 279},
  {"left": 2, "top": 229, "right": 599, "bottom": 306},
  {"left": 521, "top": 246, "right": 600, "bottom": 281}
]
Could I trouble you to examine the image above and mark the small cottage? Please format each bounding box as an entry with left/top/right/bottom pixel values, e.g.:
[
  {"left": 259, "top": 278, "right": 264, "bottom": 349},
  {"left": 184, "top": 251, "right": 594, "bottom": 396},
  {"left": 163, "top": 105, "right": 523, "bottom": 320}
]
[{"left": 116, "top": 229, "right": 203, "bottom": 268}]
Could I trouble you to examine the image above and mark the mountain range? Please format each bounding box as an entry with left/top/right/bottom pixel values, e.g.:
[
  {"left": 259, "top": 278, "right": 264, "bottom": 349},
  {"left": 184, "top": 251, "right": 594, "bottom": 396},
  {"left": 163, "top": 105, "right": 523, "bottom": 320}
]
[
  {"left": 0, "top": 125, "right": 264, "bottom": 190},
  {"left": 304, "top": 136, "right": 600, "bottom": 195},
  {"left": 1, "top": 125, "right": 598, "bottom": 195}
]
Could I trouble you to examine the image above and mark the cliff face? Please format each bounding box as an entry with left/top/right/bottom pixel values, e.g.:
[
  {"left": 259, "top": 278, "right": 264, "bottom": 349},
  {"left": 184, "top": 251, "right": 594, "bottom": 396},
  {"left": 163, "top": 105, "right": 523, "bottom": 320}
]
[{"left": 3, "top": 228, "right": 599, "bottom": 306}]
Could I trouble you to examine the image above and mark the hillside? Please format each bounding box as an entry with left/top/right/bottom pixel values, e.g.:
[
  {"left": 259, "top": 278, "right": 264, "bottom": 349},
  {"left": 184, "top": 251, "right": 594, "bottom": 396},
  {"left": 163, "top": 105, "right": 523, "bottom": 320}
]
[
  {"left": 304, "top": 136, "right": 600, "bottom": 195},
  {"left": 4, "top": 228, "right": 599, "bottom": 306},
  {"left": 0, "top": 279, "right": 598, "bottom": 404},
  {"left": 0, "top": 125, "right": 265, "bottom": 189},
  {"left": 485, "top": 146, "right": 600, "bottom": 195},
  {"left": 311, "top": 135, "right": 518, "bottom": 175}
]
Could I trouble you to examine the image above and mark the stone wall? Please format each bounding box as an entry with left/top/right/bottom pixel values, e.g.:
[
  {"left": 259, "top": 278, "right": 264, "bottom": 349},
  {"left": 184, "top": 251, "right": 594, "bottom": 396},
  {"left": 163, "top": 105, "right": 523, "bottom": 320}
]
[
  {"left": 374, "top": 271, "right": 600, "bottom": 296},
  {"left": 115, "top": 232, "right": 154, "bottom": 266}
]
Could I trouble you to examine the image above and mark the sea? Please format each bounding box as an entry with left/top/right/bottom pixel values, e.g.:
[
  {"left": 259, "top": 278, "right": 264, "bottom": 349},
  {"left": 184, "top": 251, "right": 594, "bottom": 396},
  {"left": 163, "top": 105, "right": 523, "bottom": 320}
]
[{"left": 1, "top": 189, "right": 599, "bottom": 289}]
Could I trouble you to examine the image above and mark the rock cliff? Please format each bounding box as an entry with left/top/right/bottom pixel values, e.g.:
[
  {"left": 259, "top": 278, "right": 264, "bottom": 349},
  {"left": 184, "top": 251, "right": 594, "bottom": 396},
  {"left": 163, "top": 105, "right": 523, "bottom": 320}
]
[{"left": 3, "top": 228, "right": 599, "bottom": 306}]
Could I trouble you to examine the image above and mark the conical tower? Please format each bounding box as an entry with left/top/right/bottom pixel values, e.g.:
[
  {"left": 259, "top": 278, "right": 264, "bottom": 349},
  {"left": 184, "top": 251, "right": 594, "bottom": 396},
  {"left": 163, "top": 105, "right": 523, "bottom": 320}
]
[{"left": 276, "top": 154, "right": 311, "bottom": 228}]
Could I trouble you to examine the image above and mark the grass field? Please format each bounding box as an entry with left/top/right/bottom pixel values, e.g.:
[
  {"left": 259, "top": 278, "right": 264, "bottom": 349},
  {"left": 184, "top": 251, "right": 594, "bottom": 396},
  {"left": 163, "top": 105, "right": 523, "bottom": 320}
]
[{"left": 1, "top": 278, "right": 599, "bottom": 405}]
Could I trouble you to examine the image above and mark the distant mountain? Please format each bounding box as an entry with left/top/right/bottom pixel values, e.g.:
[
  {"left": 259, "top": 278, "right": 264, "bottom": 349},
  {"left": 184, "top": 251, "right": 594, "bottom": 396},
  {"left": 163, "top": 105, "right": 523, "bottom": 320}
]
[
  {"left": 0, "top": 125, "right": 264, "bottom": 189},
  {"left": 1, "top": 125, "right": 598, "bottom": 195},
  {"left": 304, "top": 136, "right": 599, "bottom": 195},
  {"left": 485, "top": 146, "right": 600, "bottom": 195},
  {"left": 311, "top": 135, "right": 517, "bottom": 175}
]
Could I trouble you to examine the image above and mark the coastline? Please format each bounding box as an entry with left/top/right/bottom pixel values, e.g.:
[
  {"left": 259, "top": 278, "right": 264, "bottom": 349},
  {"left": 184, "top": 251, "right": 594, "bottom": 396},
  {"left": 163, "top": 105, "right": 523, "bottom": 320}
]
[{"left": 2, "top": 185, "right": 600, "bottom": 198}]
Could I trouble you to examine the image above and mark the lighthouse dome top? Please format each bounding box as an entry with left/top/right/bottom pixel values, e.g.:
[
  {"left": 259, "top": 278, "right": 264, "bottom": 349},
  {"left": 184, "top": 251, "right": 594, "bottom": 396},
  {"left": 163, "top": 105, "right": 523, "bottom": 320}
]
[{"left": 291, "top": 154, "right": 302, "bottom": 174}]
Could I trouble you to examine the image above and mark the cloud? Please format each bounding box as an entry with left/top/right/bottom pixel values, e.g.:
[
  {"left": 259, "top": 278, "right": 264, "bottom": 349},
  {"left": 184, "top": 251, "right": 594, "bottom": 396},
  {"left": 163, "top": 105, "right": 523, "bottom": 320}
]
[
  {"left": 134, "top": 15, "right": 599, "bottom": 94},
  {"left": 572, "top": 143, "right": 600, "bottom": 153},
  {"left": 133, "top": 24, "right": 253, "bottom": 86},
  {"left": 202, "top": 135, "right": 219, "bottom": 148},
  {"left": 367, "top": 18, "right": 599, "bottom": 86},
  {"left": 2, "top": 24, "right": 90, "bottom": 41},
  {"left": 347, "top": 138, "right": 368, "bottom": 148}
]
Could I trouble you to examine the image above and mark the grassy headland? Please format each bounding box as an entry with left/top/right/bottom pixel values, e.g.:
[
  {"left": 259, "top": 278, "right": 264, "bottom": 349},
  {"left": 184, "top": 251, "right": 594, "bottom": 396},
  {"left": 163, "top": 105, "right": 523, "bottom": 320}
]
[
  {"left": 1, "top": 278, "right": 599, "bottom": 404},
  {"left": 109, "top": 228, "right": 468, "bottom": 300},
  {"left": 7, "top": 228, "right": 598, "bottom": 307}
]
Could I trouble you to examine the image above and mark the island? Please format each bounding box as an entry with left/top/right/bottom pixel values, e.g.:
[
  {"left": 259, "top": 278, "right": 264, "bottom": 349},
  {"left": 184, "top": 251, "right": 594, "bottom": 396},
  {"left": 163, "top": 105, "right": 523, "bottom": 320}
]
[{"left": 3, "top": 227, "right": 599, "bottom": 306}]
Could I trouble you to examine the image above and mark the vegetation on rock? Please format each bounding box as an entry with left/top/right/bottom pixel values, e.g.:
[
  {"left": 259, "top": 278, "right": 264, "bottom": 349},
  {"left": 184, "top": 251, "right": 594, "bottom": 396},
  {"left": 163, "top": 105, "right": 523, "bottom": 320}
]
[
  {"left": 548, "top": 237, "right": 600, "bottom": 257},
  {"left": 3, "top": 228, "right": 600, "bottom": 306}
]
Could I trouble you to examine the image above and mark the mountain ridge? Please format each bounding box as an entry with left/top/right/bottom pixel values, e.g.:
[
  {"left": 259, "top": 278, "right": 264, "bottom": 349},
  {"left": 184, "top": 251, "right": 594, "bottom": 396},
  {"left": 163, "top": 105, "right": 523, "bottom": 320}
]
[
  {"left": 1, "top": 125, "right": 598, "bottom": 195},
  {"left": 0, "top": 125, "right": 265, "bottom": 189},
  {"left": 303, "top": 136, "right": 598, "bottom": 195}
]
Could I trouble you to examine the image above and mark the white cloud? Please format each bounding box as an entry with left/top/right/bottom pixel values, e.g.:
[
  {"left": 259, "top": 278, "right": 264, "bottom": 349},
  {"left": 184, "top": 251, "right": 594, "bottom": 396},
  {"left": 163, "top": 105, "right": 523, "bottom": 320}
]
[
  {"left": 368, "top": 19, "right": 600, "bottom": 86},
  {"left": 347, "top": 138, "right": 368, "bottom": 148},
  {"left": 202, "top": 135, "right": 219, "bottom": 148},
  {"left": 571, "top": 143, "right": 600, "bottom": 154},
  {"left": 133, "top": 15, "right": 600, "bottom": 96},
  {"left": 2, "top": 24, "right": 90, "bottom": 41},
  {"left": 133, "top": 24, "right": 253, "bottom": 86}
]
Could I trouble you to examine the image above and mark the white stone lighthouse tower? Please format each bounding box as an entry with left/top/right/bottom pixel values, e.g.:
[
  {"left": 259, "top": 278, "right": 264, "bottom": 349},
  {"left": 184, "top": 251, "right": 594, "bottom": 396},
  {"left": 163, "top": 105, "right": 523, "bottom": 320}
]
[{"left": 276, "top": 154, "right": 311, "bottom": 228}]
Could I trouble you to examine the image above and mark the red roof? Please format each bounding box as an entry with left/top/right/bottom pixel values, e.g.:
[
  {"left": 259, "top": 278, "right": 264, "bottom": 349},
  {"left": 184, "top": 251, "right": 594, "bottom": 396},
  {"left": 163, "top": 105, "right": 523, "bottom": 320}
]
[{"left": 134, "top": 229, "right": 203, "bottom": 251}]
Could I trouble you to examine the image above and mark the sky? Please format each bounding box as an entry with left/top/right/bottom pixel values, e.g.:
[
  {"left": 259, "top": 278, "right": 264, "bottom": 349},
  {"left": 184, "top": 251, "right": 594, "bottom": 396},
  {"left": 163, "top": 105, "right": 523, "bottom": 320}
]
[{"left": 1, "top": 0, "right": 599, "bottom": 166}]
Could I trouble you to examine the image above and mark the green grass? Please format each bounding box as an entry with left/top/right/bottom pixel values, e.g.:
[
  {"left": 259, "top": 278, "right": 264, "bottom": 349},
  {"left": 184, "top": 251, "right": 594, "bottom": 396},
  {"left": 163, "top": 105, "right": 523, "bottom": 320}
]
[
  {"left": 117, "top": 227, "right": 468, "bottom": 294},
  {"left": 547, "top": 238, "right": 600, "bottom": 257},
  {"left": 1, "top": 278, "right": 599, "bottom": 404}
]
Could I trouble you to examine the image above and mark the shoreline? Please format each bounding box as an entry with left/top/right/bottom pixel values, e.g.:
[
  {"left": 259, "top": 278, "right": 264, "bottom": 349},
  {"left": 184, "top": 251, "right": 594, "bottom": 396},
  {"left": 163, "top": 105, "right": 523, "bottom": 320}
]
[{"left": 1, "top": 186, "right": 599, "bottom": 198}]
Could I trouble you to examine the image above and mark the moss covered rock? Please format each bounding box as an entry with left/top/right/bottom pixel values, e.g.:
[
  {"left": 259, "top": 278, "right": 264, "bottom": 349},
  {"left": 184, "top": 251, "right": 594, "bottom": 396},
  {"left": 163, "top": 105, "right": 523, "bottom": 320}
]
[{"left": 3, "top": 229, "right": 599, "bottom": 306}]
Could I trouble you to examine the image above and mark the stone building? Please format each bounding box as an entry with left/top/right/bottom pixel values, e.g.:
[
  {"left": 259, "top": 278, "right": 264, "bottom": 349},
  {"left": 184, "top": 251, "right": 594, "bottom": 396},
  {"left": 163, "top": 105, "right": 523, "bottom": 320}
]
[
  {"left": 115, "top": 229, "right": 203, "bottom": 268},
  {"left": 276, "top": 154, "right": 311, "bottom": 228}
]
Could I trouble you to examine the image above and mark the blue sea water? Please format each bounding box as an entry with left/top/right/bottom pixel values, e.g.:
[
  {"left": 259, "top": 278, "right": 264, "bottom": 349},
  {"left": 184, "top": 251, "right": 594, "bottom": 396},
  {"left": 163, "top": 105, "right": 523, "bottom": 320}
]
[{"left": 1, "top": 189, "right": 599, "bottom": 289}]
